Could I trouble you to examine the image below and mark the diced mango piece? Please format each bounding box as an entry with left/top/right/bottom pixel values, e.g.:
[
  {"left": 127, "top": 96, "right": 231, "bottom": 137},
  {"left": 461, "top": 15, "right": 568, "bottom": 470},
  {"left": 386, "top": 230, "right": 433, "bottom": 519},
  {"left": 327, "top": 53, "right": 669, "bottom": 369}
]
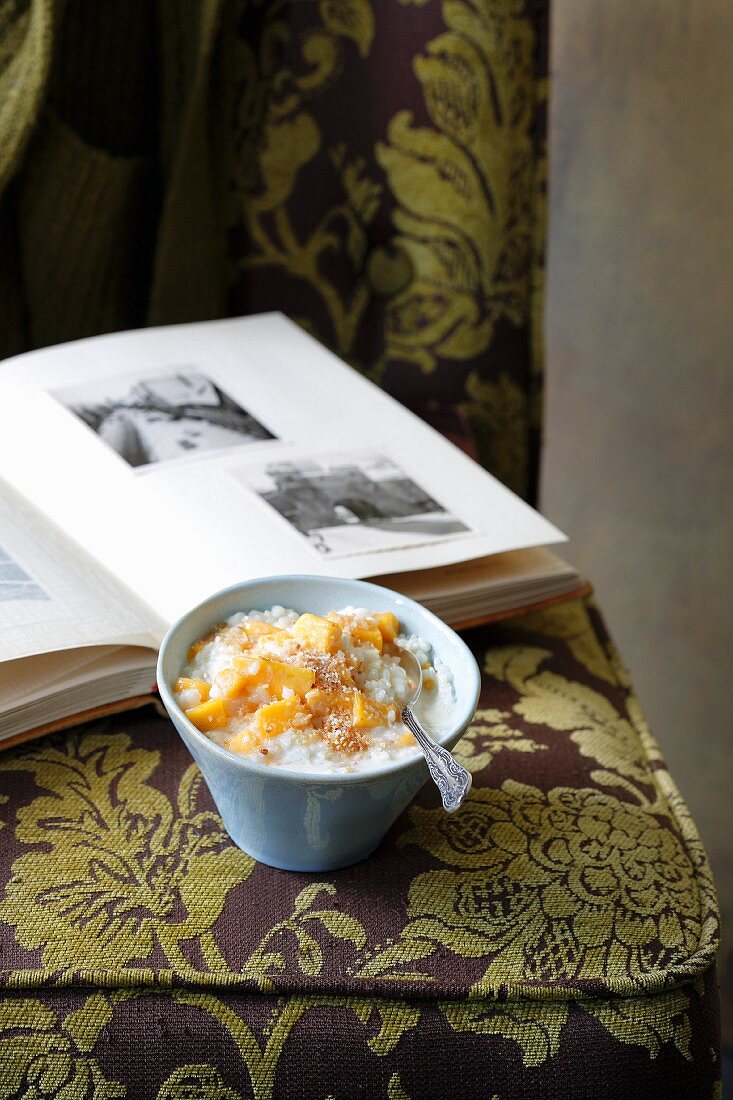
[
  {"left": 352, "top": 691, "right": 390, "bottom": 729},
  {"left": 214, "top": 668, "right": 249, "bottom": 699},
  {"left": 305, "top": 687, "right": 353, "bottom": 716},
  {"left": 243, "top": 621, "right": 284, "bottom": 639},
  {"left": 397, "top": 731, "right": 416, "bottom": 747},
  {"left": 226, "top": 696, "right": 260, "bottom": 719},
  {"left": 423, "top": 677, "right": 436, "bottom": 692},
  {"left": 351, "top": 623, "right": 383, "bottom": 652},
  {"left": 174, "top": 677, "right": 210, "bottom": 701},
  {"left": 185, "top": 698, "right": 228, "bottom": 731},
  {"left": 232, "top": 656, "right": 315, "bottom": 698},
  {"left": 291, "top": 613, "right": 342, "bottom": 654},
  {"left": 305, "top": 687, "right": 344, "bottom": 716},
  {"left": 232, "top": 655, "right": 268, "bottom": 682},
  {"left": 262, "top": 659, "right": 315, "bottom": 697},
  {"left": 375, "top": 611, "right": 400, "bottom": 644},
  {"left": 228, "top": 728, "right": 261, "bottom": 754},
  {"left": 255, "top": 697, "right": 310, "bottom": 739}
]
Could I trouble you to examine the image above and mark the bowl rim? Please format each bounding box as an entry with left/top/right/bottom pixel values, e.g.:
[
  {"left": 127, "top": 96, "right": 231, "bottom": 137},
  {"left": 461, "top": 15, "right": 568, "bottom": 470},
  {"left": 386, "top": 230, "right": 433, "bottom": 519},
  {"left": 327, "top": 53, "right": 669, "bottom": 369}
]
[{"left": 156, "top": 574, "right": 481, "bottom": 785}]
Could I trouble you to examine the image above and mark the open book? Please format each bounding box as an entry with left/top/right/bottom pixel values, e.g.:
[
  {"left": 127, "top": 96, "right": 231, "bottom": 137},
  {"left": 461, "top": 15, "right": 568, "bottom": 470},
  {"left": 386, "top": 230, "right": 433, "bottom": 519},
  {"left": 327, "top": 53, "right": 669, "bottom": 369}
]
[{"left": 0, "top": 314, "right": 585, "bottom": 746}]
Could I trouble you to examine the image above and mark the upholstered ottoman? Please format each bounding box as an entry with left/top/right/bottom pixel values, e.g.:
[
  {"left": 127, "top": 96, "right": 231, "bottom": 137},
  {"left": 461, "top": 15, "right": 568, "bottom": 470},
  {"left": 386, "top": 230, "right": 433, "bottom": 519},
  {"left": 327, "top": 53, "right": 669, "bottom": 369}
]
[{"left": 0, "top": 599, "right": 720, "bottom": 1098}]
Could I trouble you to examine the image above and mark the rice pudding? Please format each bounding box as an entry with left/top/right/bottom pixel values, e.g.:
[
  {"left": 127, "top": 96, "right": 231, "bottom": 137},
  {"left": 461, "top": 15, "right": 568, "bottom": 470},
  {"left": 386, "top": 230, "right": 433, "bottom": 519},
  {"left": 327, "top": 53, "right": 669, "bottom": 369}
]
[{"left": 175, "top": 605, "right": 454, "bottom": 773}]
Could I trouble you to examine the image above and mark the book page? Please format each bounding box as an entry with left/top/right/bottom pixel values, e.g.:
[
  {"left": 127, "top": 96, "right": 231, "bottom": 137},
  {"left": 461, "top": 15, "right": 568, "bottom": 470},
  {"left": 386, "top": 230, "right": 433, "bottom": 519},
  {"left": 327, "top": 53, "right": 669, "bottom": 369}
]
[
  {"left": 376, "top": 547, "right": 580, "bottom": 602},
  {"left": 0, "top": 645, "right": 155, "bottom": 709},
  {"left": 0, "top": 480, "right": 162, "bottom": 662},
  {"left": 0, "top": 314, "right": 566, "bottom": 624}
]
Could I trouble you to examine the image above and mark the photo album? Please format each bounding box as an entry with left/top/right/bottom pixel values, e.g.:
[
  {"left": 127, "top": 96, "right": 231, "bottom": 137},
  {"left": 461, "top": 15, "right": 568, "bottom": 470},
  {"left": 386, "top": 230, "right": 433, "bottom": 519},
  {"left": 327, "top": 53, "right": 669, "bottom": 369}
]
[{"left": 0, "top": 313, "right": 586, "bottom": 746}]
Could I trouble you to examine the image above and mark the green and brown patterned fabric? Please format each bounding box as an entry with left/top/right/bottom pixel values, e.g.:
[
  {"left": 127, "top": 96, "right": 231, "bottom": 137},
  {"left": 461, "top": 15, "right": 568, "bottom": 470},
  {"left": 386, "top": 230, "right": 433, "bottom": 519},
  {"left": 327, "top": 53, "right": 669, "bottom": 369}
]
[
  {"left": 0, "top": 2, "right": 722, "bottom": 1096},
  {"left": 221, "top": 0, "right": 547, "bottom": 500},
  {"left": 0, "top": 600, "right": 721, "bottom": 1097}
]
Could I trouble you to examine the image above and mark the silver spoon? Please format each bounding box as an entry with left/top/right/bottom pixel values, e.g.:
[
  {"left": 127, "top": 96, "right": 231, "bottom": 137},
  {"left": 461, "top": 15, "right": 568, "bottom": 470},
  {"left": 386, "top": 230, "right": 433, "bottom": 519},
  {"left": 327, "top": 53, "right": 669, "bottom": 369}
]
[{"left": 397, "top": 647, "right": 472, "bottom": 813}]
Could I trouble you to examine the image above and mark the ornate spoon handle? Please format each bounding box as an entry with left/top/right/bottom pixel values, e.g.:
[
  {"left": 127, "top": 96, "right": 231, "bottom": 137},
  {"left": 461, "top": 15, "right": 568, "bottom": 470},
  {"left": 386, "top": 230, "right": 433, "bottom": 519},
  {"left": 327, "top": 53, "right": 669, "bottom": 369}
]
[{"left": 401, "top": 706, "right": 472, "bottom": 813}]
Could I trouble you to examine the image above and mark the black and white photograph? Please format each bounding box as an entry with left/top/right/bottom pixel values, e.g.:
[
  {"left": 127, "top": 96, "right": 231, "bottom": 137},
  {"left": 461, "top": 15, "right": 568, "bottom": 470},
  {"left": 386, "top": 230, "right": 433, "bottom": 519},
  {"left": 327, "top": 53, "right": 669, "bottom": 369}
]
[
  {"left": 231, "top": 451, "right": 470, "bottom": 557},
  {"left": 0, "top": 547, "right": 49, "bottom": 602},
  {"left": 53, "top": 368, "right": 276, "bottom": 468}
]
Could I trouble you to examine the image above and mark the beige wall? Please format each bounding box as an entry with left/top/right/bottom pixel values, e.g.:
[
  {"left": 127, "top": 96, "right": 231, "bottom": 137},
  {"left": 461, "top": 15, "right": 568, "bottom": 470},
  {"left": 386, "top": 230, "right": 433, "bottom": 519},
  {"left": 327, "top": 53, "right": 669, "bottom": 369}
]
[{"left": 542, "top": 0, "right": 733, "bottom": 1039}]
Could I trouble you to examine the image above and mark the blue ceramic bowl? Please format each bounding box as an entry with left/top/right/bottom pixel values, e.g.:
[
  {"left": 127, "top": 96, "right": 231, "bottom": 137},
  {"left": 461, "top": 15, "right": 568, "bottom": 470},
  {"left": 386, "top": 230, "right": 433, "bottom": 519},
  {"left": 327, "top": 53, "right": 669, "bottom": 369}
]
[{"left": 157, "top": 575, "right": 480, "bottom": 871}]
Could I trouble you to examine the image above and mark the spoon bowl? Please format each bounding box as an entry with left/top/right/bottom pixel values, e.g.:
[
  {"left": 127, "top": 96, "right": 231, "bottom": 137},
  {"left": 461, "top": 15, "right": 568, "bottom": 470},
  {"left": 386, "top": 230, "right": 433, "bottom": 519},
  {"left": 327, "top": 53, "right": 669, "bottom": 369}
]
[{"left": 398, "top": 645, "right": 424, "bottom": 706}]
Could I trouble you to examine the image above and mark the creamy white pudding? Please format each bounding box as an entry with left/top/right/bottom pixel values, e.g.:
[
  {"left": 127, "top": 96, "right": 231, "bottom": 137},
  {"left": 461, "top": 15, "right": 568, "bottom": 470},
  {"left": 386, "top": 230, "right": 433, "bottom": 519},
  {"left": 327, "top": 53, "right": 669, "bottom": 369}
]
[{"left": 174, "top": 605, "right": 455, "bottom": 774}]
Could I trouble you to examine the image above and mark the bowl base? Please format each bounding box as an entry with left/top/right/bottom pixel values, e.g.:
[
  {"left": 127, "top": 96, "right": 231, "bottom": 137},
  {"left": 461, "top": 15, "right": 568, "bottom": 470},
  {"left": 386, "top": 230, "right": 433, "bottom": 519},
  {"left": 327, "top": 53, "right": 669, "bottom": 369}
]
[{"left": 231, "top": 839, "right": 382, "bottom": 873}]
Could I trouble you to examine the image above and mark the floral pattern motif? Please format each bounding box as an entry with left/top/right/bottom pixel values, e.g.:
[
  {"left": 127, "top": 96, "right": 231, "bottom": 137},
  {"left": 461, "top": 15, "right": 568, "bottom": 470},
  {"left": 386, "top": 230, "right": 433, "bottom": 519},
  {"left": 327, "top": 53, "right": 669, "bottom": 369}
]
[
  {"left": 3, "top": 603, "right": 713, "bottom": 998},
  {"left": 374, "top": 0, "right": 538, "bottom": 373},
  {"left": 0, "top": 599, "right": 719, "bottom": 1099},
  {"left": 503, "top": 598, "right": 617, "bottom": 685},
  {"left": 451, "top": 706, "right": 545, "bottom": 774},
  {"left": 398, "top": 782, "right": 702, "bottom": 990},
  {"left": 0, "top": 604, "right": 718, "bottom": 1003},
  {"left": 0, "top": 979, "right": 719, "bottom": 1098},
  {"left": 156, "top": 1065, "right": 240, "bottom": 1099},
  {"left": 225, "top": 0, "right": 546, "bottom": 496},
  {"left": 0, "top": 734, "right": 253, "bottom": 971},
  {"left": 0, "top": 602, "right": 721, "bottom": 1093},
  {"left": 485, "top": 643, "right": 655, "bottom": 786},
  {"left": 0, "top": 995, "right": 125, "bottom": 1099}
]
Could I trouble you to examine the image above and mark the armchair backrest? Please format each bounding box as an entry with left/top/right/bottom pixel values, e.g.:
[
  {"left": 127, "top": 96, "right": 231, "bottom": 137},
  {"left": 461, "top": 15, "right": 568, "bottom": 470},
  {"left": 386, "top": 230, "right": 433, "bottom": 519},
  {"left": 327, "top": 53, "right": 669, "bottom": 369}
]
[
  {"left": 1, "top": 0, "right": 548, "bottom": 501},
  {"left": 221, "top": 1, "right": 548, "bottom": 501}
]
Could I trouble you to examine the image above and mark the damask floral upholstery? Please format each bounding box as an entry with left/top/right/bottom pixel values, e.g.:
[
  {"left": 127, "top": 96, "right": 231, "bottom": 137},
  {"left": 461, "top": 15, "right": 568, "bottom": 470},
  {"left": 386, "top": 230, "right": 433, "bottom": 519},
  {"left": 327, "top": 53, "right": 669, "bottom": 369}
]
[
  {"left": 222, "top": 0, "right": 547, "bottom": 500},
  {"left": 0, "top": 1, "right": 722, "bottom": 1096},
  {"left": 0, "top": 601, "right": 721, "bottom": 1097}
]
